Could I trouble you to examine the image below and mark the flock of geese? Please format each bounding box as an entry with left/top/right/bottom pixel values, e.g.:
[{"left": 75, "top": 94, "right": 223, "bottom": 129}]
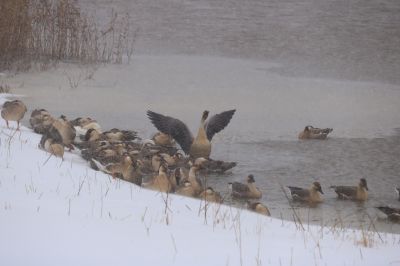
[{"left": 1, "top": 99, "right": 400, "bottom": 222}]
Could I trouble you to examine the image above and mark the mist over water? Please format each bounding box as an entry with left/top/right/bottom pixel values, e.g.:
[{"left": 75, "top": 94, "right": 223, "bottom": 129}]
[
  {"left": 12, "top": 0, "right": 400, "bottom": 232},
  {"left": 82, "top": 0, "right": 400, "bottom": 85}
]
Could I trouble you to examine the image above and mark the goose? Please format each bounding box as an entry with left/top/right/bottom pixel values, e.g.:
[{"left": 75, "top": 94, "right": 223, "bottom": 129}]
[
  {"left": 330, "top": 178, "right": 368, "bottom": 201},
  {"left": 152, "top": 132, "right": 175, "bottom": 146},
  {"left": 298, "top": 126, "right": 332, "bottom": 140},
  {"left": 147, "top": 109, "right": 235, "bottom": 159},
  {"left": 39, "top": 133, "right": 64, "bottom": 159},
  {"left": 122, "top": 160, "right": 143, "bottom": 186},
  {"left": 48, "top": 115, "right": 76, "bottom": 150},
  {"left": 29, "top": 109, "right": 55, "bottom": 134},
  {"left": 92, "top": 154, "right": 133, "bottom": 179},
  {"left": 247, "top": 201, "right": 270, "bottom": 216},
  {"left": 199, "top": 187, "right": 223, "bottom": 203},
  {"left": 143, "top": 164, "right": 174, "bottom": 193},
  {"left": 229, "top": 175, "right": 262, "bottom": 199},
  {"left": 176, "top": 180, "right": 197, "bottom": 197},
  {"left": 187, "top": 157, "right": 208, "bottom": 195},
  {"left": 1, "top": 100, "right": 27, "bottom": 130},
  {"left": 376, "top": 206, "right": 400, "bottom": 222},
  {"left": 287, "top": 182, "right": 324, "bottom": 204}
]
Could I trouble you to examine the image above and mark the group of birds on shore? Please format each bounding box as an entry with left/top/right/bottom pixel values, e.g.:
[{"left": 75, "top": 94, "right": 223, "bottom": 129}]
[{"left": 1, "top": 99, "right": 399, "bottom": 221}]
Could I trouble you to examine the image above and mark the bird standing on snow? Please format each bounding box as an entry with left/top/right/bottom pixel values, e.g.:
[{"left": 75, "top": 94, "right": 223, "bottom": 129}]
[
  {"left": 147, "top": 109, "right": 235, "bottom": 159},
  {"left": 1, "top": 100, "right": 27, "bottom": 130}
]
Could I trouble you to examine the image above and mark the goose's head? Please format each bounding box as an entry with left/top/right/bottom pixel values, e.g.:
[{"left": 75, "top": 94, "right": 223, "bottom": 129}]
[
  {"left": 312, "top": 182, "right": 324, "bottom": 194},
  {"left": 247, "top": 174, "right": 255, "bottom": 183},
  {"left": 359, "top": 178, "right": 368, "bottom": 191},
  {"left": 201, "top": 110, "right": 209, "bottom": 121}
]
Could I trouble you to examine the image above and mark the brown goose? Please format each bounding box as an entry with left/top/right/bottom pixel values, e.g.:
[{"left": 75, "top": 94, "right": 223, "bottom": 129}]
[
  {"left": 48, "top": 115, "right": 76, "bottom": 150},
  {"left": 30, "top": 109, "right": 55, "bottom": 134},
  {"left": 39, "top": 133, "right": 64, "bottom": 159},
  {"left": 287, "top": 182, "right": 324, "bottom": 204},
  {"left": 92, "top": 154, "right": 133, "bottom": 179},
  {"left": 1, "top": 100, "right": 27, "bottom": 130},
  {"left": 147, "top": 109, "right": 235, "bottom": 159},
  {"left": 199, "top": 187, "right": 223, "bottom": 203},
  {"left": 330, "top": 178, "right": 368, "bottom": 201},
  {"left": 176, "top": 180, "right": 197, "bottom": 197},
  {"left": 229, "top": 175, "right": 262, "bottom": 199},
  {"left": 143, "top": 164, "right": 175, "bottom": 193},
  {"left": 152, "top": 132, "right": 175, "bottom": 146},
  {"left": 376, "top": 206, "right": 400, "bottom": 222},
  {"left": 247, "top": 201, "right": 270, "bottom": 216},
  {"left": 298, "top": 126, "right": 333, "bottom": 140}
]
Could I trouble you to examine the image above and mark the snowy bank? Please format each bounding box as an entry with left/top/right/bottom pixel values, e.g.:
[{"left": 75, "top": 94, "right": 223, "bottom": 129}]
[{"left": 0, "top": 94, "right": 399, "bottom": 266}]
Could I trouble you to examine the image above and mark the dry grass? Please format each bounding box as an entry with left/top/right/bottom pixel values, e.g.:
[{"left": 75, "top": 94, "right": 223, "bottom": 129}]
[{"left": 0, "top": 0, "right": 136, "bottom": 71}]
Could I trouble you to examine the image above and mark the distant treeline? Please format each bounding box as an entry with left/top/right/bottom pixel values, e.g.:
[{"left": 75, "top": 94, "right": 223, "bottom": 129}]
[{"left": 0, "top": 0, "right": 136, "bottom": 71}]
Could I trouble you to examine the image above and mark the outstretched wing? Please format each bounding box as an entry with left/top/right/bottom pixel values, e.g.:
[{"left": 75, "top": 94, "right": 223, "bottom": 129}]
[
  {"left": 205, "top": 109, "right": 236, "bottom": 141},
  {"left": 147, "top": 111, "right": 193, "bottom": 154}
]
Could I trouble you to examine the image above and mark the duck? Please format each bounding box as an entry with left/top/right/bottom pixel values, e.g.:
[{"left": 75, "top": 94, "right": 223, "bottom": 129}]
[
  {"left": 1, "top": 99, "right": 27, "bottom": 130},
  {"left": 92, "top": 154, "right": 134, "bottom": 179},
  {"left": 247, "top": 201, "right": 270, "bottom": 216},
  {"left": 143, "top": 164, "right": 175, "bottom": 193},
  {"left": 298, "top": 125, "right": 333, "bottom": 140},
  {"left": 83, "top": 128, "right": 138, "bottom": 143},
  {"left": 39, "top": 133, "right": 64, "bottom": 159},
  {"left": 29, "top": 109, "right": 55, "bottom": 134},
  {"left": 152, "top": 132, "right": 175, "bottom": 146},
  {"left": 122, "top": 160, "right": 143, "bottom": 186},
  {"left": 176, "top": 180, "right": 197, "bottom": 197},
  {"left": 48, "top": 115, "right": 76, "bottom": 150},
  {"left": 376, "top": 206, "right": 400, "bottom": 222},
  {"left": 206, "top": 159, "right": 237, "bottom": 174},
  {"left": 147, "top": 109, "right": 235, "bottom": 159},
  {"left": 229, "top": 175, "right": 262, "bottom": 199},
  {"left": 186, "top": 157, "right": 209, "bottom": 195},
  {"left": 287, "top": 182, "right": 324, "bottom": 204},
  {"left": 199, "top": 187, "right": 223, "bottom": 203},
  {"left": 330, "top": 178, "right": 368, "bottom": 201}
]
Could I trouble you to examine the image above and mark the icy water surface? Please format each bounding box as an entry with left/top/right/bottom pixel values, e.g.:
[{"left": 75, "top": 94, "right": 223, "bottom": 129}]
[{"left": 80, "top": 0, "right": 400, "bottom": 85}]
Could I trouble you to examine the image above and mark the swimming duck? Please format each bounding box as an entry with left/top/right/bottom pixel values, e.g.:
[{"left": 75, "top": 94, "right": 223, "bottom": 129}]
[
  {"left": 1, "top": 100, "right": 27, "bottom": 130},
  {"left": 29, "top": 109, "right": 55, "bottom": 134},
  {"left": 298, "top": 126, "right": 333, "bottom": 140},
  {"left": 199, "top": 187, "right": 223, "bottom": 203},
  {"left": 376, "top": 206, "right": 400, "bottom": 222},
  {"left": 147, "top": 109, "right": 235, "bottom": 159},
  {"left": 330, "top": 178, "right": 368, "bottom": 201},
  {"left": 247, "top": 201, "right": 270, "bottom": 216},
  {"left": 48, "top": 115, "right": 76, "bottom": 150},
  {"left": 287, "top": 182, "right": 324, "bottom": 204},
  {"left": 206, "top": 159, "right": 237, "bottom": 174},
  {"left": 152, "top": 132, "right": 175, "bottom": 146},
  {"left": 229, "top": 175, "right": 262, "bottom": 199}
]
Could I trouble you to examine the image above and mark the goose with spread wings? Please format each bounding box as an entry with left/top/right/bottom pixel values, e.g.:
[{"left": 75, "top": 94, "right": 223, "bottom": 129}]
[{"left": 147, "top": 109, "right": 235, "bottom": 159}]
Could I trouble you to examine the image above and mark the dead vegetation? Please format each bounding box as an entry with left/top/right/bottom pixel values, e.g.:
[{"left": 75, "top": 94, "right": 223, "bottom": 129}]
[{"left": 0, "top": 0, "right": 136, "bottom": 71}]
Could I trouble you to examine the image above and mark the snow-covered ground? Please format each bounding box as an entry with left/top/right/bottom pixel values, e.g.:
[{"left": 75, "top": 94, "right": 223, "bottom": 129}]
[{"left": 0, "top": 93, "right": 399, "bottom": 265}]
